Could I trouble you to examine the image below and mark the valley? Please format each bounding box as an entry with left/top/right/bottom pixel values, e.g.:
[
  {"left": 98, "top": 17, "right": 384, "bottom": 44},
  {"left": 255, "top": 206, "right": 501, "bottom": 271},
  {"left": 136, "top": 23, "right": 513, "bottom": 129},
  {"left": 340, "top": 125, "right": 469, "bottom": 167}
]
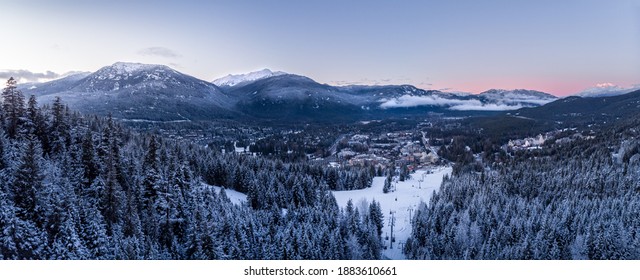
[{"left": 2, "top": 64, "right": 640, "bottom": 260}]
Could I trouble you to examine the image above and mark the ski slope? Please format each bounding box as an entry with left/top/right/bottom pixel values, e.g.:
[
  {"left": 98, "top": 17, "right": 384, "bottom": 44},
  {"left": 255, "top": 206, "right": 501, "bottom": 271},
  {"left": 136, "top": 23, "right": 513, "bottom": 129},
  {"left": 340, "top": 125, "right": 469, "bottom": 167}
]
[{"left": 332, "top": 166, "right": 452, "bottom": 259}]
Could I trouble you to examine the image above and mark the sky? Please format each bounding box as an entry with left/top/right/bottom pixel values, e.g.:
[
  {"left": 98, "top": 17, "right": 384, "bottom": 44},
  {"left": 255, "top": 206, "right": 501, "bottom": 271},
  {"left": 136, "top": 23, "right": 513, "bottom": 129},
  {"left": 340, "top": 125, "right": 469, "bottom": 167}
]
[{"left": 1, "top": 0, "right": 639, "bottom": 96}]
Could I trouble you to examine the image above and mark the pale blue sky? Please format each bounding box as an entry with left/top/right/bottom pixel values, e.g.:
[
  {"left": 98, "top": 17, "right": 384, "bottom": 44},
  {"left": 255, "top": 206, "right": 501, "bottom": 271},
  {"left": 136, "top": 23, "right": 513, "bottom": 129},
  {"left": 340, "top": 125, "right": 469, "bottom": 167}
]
[{"left": 1, "top": 0, "right": 639, "bottom": 95}]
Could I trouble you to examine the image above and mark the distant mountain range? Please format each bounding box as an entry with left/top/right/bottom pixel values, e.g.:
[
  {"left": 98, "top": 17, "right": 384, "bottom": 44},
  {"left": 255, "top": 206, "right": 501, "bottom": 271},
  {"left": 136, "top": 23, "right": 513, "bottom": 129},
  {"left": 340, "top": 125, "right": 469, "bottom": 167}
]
[
  {"left": 516, "top": 88, "right": 640, "bottom": 123},
  {"left": 574, "top": 83, "right": 640, "bottom": 98},
  {"left": 19, "top": 62, "right": 561, "bottom": 122},
  {"left": 467, "top": 87, "right": 640, "bottom": 139}
]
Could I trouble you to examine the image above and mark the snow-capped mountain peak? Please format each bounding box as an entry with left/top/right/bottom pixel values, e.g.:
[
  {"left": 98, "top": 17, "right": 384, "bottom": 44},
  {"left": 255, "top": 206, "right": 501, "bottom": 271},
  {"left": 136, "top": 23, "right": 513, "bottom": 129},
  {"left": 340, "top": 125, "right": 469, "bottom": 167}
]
[
  {"left": 75, "top": 62, "right": 192, "bottom": 92},
  {"left": 97, "top": 61, "right": 174, "bottom": 76},
  {"left": 109, "top": 62, "right": 167, "bottom": 74},
  {"left": 576, "top": 83, "right": 640, "bottom": 98},
  {"left": 25, "top": 61, "right": 234, "bottom": 121},
  {"left": 213, "top": 68, "right": 287, "bottom": 87}
]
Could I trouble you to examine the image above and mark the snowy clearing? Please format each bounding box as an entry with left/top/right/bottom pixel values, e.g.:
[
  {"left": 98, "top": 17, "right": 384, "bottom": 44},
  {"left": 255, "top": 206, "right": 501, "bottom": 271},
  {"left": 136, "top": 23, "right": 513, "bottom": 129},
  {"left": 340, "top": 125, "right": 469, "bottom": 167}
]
[
  {"left": 201, "top": 166, "right": 451, "bottom": 259},
  {"left": 332, "top": 166, "right": 452, "bottom": 259},
  {"left": 204, "top": 184, "right": 248, "bottom": 206}
]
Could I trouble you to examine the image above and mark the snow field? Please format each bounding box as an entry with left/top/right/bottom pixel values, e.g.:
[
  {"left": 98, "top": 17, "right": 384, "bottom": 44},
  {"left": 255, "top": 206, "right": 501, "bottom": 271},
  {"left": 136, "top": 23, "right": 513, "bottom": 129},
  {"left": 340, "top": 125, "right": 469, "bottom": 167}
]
[
  {"left": 332, "top": 166, "right": 452, "bottom": 259},
  {"left": 207, "top": 185, "right": 248, "bottom": 206}
]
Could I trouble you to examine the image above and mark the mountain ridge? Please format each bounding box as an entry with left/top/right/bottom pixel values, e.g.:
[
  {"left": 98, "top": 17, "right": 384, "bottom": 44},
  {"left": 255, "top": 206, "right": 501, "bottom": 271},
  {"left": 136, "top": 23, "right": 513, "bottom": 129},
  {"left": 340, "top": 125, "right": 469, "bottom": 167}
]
[
  {"left": 575, "top": 83, "right": 640, "bottom": 98},
  {"left": 213, "top": 68, "right": 287, "bottom": 87},
  {"left": 18, "top": 62, "right": 560, "bottom": 122},
  {"left": 23, "top": 62, "right": 237, "bottom": 121}
]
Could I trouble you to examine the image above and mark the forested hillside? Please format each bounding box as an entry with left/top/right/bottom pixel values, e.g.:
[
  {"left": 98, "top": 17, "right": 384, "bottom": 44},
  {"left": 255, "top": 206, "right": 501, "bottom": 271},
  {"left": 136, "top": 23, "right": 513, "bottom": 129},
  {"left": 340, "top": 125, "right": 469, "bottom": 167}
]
[
  {"left": 0, "top": 78, "right": 382, "bottom": 259},
  {"left": 405, "top": 117, "right": 640, "bottom": 259},
  {"left": 5, "top": 71, "right": 640, "bottom": 260}
]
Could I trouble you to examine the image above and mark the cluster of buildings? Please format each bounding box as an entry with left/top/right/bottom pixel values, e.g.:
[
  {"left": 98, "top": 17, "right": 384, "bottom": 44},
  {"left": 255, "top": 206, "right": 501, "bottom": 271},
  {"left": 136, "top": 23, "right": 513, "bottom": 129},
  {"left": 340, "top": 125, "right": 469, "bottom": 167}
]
[
  {"left": 503, "top": 128, "right": 596, "bottom": 152},
  {"left": 331, "top": 131, "right": 441, "bottom": 170},
  {"left": 505, "top": 134, "right": 546, "bottom": 151}
]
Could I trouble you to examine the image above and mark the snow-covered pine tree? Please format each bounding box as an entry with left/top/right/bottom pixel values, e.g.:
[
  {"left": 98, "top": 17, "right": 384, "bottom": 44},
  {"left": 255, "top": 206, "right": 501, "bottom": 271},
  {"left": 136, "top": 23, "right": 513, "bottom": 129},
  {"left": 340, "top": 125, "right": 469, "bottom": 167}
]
[
  {"left": 12, "top": 136, "right": 43, "bottom": 223},
  {"left": 49, "top": 96, "right": 70, "bottom": 154},
  {"left": 142, "top": 135, "right": 160, "bottom": 207},
  {"left": 383, "top": 172, "right": 392, "bottom": 193},
  {"left": 81, "top": 130, "right": 99, "bottom": 188},
  {"left": 25, "top": 95, "right": 50, "bottom": 154},
  {"left": 368, "top": 200, "right": 384, "bottom": 238},
  {"left": 1, "top": 78, "right": 25, "bottom": 139}
]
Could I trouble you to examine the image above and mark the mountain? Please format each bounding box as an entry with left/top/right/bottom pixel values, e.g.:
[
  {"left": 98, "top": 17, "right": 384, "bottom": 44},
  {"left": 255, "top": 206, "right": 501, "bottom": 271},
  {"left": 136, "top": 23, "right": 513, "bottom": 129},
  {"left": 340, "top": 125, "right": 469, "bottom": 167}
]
[
  {"left": 227, "top": 74, "right": 481, "bottom": 120},
  {"left": 213, "top": 69, "right": 557, "bottom": 115},
  {"left": 468, "top": 89, "right": 640, "bottom": 139},
  {"left": 25, "top": 62, "right": 236, "bottom": 121},
  {"left": 516, "top": 89, "right": 640, "bottom": 123},
  {"left": 576, "top": 83, "right": 640, "bottom": 98},
  {"left": 225, "top": 74, "right": 559, "bottom": 120},
  {"left": 367, "top": 87, "right": 555, "bottom": 111},
  {"left": 343, "top": 84, "right": 454, "bottom": 102},
  {"left": 478, "top": 89, "right": 557, "bottom": 108},
  {"left": 228, "top": 74, "right": 368, "bottom": 121},
  {"left": 213, "top": 68, "right": 287, "bottom": 88},
  {"left": 20, "top": 63, "right": 558, "bottom": 123},
  {"left": 19, "top": 71, "right": 91, "bottom": 94}
]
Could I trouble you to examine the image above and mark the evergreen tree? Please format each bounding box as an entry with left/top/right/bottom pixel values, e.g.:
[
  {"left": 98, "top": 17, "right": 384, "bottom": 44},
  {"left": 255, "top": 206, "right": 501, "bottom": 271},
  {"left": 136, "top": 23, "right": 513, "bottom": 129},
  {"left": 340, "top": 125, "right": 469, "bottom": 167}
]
[
  {"left": 78, "top": 203, "right": 111, "bottom": 259},
  {"left": 50, "top": 96, "right": 69, "bottom": 154},
  {"left": 2, "top": 78, "right": 26, "bottom": 139},
  {"left": 12, "top": 137, "right": 43, "bottom": 222},
  {"left": 0, "top": 131, "right": 6, "bottom": 171},
  {"left": 99, "top": 121, "right": 125, "bottom": 234},
  {"left": 81, "top": 130, "right": 99, "bottom": 188},
  {"left": 100, "top": 160, "right": 124, "bottom": 234},
  {"left": 383, "top": 172, "right": 393, "bottom": 193},
  {"left": 2, "top": 214, "right": 47, "bottom": 259},
  {"left": 0, "top": 186, "right": 18, "bottom": 258},
  {"left": 399, "top": 165, "right": 410, "bottom": 181},
  {"left": 40, "top": 175, "right": 87, "bottom": 260},
  {"left": 143, "top": 135, "right": 160, "bottom": 207},
  {"left": 25, "top": 95, "right": 49, "bottom": 153},
  {"left": 368, "top": 200, "right": 384, "bottom": 238}
]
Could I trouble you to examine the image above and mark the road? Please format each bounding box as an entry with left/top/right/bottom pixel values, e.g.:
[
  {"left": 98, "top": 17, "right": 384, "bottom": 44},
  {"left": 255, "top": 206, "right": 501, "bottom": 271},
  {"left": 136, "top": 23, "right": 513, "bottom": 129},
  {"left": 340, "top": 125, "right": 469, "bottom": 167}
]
[{"left": 328, "top": 133, "right": 348, "bottom": 157}]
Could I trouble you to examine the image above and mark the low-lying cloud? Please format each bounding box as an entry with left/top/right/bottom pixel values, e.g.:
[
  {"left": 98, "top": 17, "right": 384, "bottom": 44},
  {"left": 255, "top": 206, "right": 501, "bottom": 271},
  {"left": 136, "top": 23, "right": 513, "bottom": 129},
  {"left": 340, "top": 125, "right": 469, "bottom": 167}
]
[
  {"left": 379, "top": 95, "right": 472, "bottom": 108},
  {"left": 449, "top": 103, "right": 524, "bottom": 111},
  {"left": 0, "top": 70, "right": 61, "bottom": 83},
  {"left": 138, "top": 47, "right": 181, "bottom": 58},
  {"left": 379, "top": 94, "right": 545, "bottom": 111}
]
